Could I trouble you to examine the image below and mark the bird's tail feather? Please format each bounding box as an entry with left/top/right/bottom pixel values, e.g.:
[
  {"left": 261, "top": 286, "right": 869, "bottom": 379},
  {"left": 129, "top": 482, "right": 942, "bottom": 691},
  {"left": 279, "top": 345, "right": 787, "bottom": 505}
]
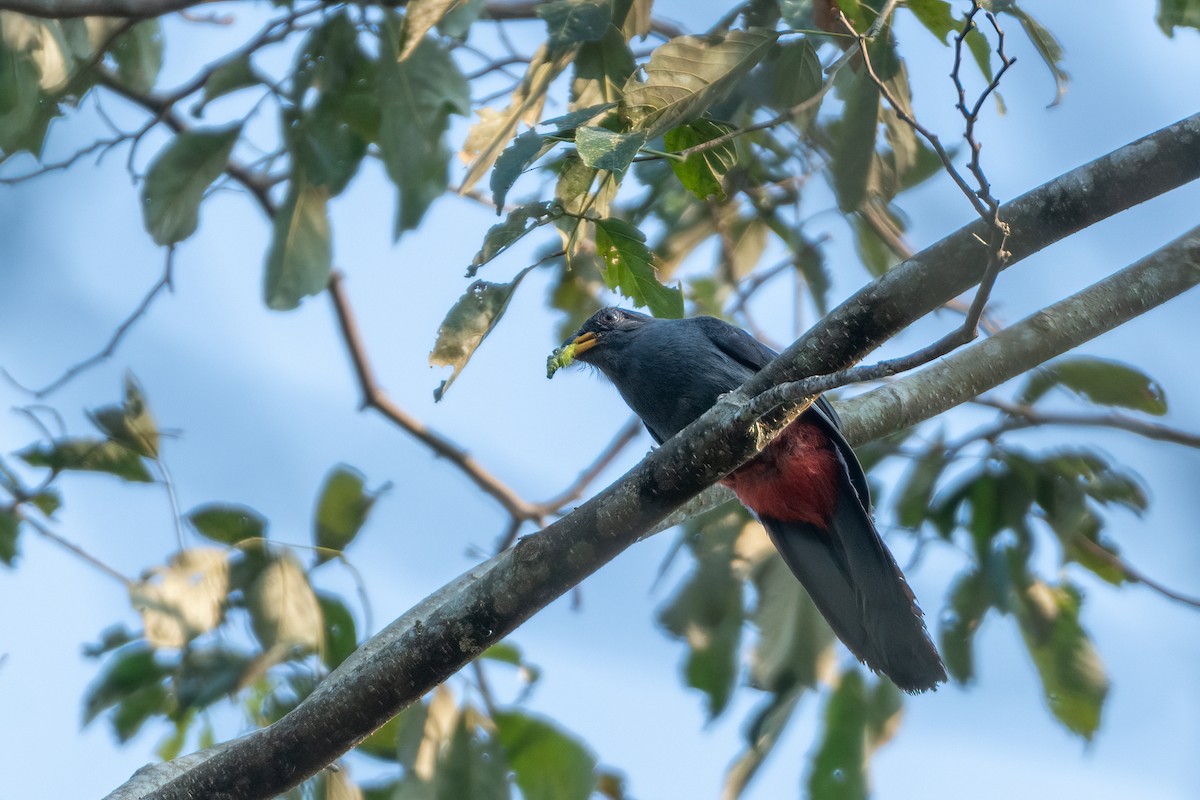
[{"left": 760, "top": 462, "right": 946, "bottom": 692}]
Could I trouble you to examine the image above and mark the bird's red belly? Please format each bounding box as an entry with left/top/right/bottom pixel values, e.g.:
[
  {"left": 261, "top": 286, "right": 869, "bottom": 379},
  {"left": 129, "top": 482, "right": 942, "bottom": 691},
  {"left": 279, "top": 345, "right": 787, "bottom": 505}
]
[{"left": 720, "top": 421, "right": 839, "bottom": 527}]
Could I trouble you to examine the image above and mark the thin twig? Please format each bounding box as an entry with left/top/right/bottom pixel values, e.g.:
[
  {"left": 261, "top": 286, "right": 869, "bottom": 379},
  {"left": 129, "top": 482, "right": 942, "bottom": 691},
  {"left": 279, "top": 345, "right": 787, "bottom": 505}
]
[
  {"left": 972, "top": 397, "right": 1200, "bottom": 449},
  {"left": 14, "top": 507, "right": 132, "bottom": 586},
  {"left": 4, "top": 245, "right": 177, "bottom": 398},
  {"left": 1071, "top": 535, "right": 1200, "bottom": 609},
  {"left": 326, "top": 272, "right": 542, "bottom": 524},
  {"left": 535, "top": 417, "right": 643, "bottom": 514}
]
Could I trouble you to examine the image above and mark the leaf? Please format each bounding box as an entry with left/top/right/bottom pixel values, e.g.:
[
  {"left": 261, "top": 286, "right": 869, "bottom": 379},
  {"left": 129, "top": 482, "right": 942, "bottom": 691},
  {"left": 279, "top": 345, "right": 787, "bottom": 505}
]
[
  {"left": 939, "top": 568, "right": 991, "bottom": 683},
  {"left": 439, "top": 0, "right": 487, "bottom": 39},
  {"left": 827, "top": 72, "right": 880, "bottom": 212},
  {"left": 378, "top": 32, "right": 470, "bottom": 238},
  {"left": 175, "top": 646, "right": 253, "bottom": 711},
  {"left": 194, "top": 54, "right": 259, "bottom": 113},
  {"left": 573, "top": 126, "right": 646, "bottom": 175},
  {"left": 807, "top": 670, "right": 868, "bottom": 800},
  {"left": 663, "top": 119, "right": 735, "bottom": 200},
  {"left": 111, "top": 19, "right": 162, "bottom": 94},
  {"left": 430, "top": 267, "right": 534, "bottom": 401},
  {"left": 658, "top": 507, "right": 746, "bottom": 719},
  {"left": 722, "top": 688, "right": 803, "bottom": 800},
  {"left": 112, "top": 682, "right": 170, "bottom": 742},
  {"left": 19, "top": 438, "right": 152, "bottom": 482},
  {"left": 248, "top": 553, "right": 324, "bottom": 653},
  {"left": 494, "top": 711, "right": 597, "bottom": 800},
  {"left": 400, "top": 0, "right": 461, "bottom": 61},
  {"left": 748, "top": 546, "right": 834, "bottom": 693},
  {"left": 315, "top": 465, "right": 379, "bottom": 560},
  {"left": 490, "top": 130, "right": 555, "bottom": 209},
  {"left": 622, "top": 28, "right": 777, "bottom": 137},
  {"left": 1001, "top": 3, "right": 1069, "bottom": 106},
  {"left": 1020, "top": 356, "right": 1167, "bottom": 415},
  {"left": 84, "top": 644, "right": 167, "bottom": 725},
  {"left": 906, "top": 0, "right": 957, "bottom": 43},
  {"left": 538, "top": 0, "right": 611, "bottom": 51},
  {"left": 140, "top": 124, "right": 242, "bottom": 246},
  {"left": 263, "top": 174, "right": 332, "bottom": 310},
  {"left": 88, "top": 372, "right": 159, "bottom": 459},
  {"left": 1014, "top": 580, "right": 1109, "bottom": 739},
  {"left": 434, "top": 715, "right": 511, "bottom": 800},
  {"left": 1157, "top": 0, "right": 1200, "bottom": 35},
  {"left": 129, "top": 548, "right": 230, "bottom": 649},
  {"left": 540, "top": 102, "right": 619, "bottom": 132},
  {"left": 470, "top": 201, "right": 559, "bottom": 275},
  {"left": 318, "top": 592, "right": 359, "bottom": 668},
  {"left": 760, "top": 39, "right": 823, "bottom": 114},
  {"left": 186, "top": 504, "right": 266, "bottom": 545},
  {"left": 594, "top": 217, "right": 684, "bottom": 318},
  {"left": 571, "top": 27, "right": 636, "bottom": 109},
  {"left": 289, "top": 102, "right": 368, "bottom": 197},
  {"left": 895, "top": 437, "right": 948, "bottom": 528},
  {"left": 0, "top": 510, "right": 19, "bottom": 566},
  {"left": 0, "top": 24, "right": 58, "bottom": 156}
]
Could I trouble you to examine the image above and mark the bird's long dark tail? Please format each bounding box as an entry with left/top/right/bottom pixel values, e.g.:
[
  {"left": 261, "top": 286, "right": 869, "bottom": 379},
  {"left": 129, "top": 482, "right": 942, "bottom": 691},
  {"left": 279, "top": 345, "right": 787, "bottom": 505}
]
[{"left": 760, "top": 456, "right": 946, "bottom": 693}]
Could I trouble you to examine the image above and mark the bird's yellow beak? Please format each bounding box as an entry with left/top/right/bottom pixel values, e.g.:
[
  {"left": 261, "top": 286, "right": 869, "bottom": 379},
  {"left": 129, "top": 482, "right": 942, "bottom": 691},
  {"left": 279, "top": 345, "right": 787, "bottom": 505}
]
[{"left": 546, "top": 331, "right": 599, "bottom": 379}]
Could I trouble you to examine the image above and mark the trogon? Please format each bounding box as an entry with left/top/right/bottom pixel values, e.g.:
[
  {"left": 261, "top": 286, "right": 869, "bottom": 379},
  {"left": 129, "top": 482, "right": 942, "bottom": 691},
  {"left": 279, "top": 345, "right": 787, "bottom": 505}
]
[{"left": 549, "top": 307, "right": 946, "bottom": 693}]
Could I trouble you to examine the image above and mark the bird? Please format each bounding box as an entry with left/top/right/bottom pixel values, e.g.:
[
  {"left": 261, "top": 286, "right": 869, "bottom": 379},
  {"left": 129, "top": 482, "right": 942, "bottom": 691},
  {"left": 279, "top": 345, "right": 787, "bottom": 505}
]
[{"left": 548, "top": 306, "right": 947, "bottom": 692}]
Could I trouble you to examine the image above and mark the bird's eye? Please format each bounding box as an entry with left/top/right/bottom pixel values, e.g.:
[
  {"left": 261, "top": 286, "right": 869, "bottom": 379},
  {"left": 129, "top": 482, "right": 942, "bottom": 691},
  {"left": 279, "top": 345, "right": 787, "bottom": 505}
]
[{"left": 602, "top": 309, "right": 621, "bottom": 325}]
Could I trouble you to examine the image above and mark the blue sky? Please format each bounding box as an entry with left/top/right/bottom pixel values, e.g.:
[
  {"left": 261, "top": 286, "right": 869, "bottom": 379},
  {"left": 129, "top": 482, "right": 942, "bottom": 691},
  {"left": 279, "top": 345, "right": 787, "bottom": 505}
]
[{"left": 1, "top": 1, "right": 1198, "bottom": 798}]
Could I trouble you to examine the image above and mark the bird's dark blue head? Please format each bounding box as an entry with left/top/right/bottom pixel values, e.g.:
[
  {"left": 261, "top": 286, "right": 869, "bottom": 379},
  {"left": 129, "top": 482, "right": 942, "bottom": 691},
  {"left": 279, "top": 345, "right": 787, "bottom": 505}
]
[{"left": 547, "top": 307, "right": 654, "bottom": 378}]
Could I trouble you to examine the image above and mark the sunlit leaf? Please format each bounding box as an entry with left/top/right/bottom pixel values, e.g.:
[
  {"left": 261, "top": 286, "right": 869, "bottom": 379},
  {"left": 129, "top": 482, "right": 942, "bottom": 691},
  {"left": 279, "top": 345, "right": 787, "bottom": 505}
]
[
  {"left": 400, "top": 0, "right": 461, "bottom": 60},
  {"left": 594, "top": 217, "right": 684, "bottom": 318},
  {"left": 264, "top": 174, "right": 332, "bottom": 310},
  {"left": 140, "top": 124, "right": 242, "bottom": 246},
  {"left": 88, "top": 373, "right": 159, "bottom": 459},
  {"left": 1020, "top": 356, "right": 1167, "bottom": 415},
  {"left": 315, "top": 465, "right": 380, "bottom": 560},
  {"left": 430, "top": 266, "right": 535, "bottom": 400},
  {"left": 494, "top": 710, "right": 597, "bottom": 800},
  {"left": 622, "top": 28, "right": 777, "bottom": 138},
  {"left": 248, "top": 553, "right": 324, "bottom": 653},
  {"left": 906, "top": 0, "right": 957, "bottom": 43},
  {"left": 1014, "top": 580, "right": 1109, "bottom": 739},
  {"left": 130, "top": 548, "right": 230, "bottom": 649},
  {"left": 470, "top": 201, "right": 559, "bottom": 275}
]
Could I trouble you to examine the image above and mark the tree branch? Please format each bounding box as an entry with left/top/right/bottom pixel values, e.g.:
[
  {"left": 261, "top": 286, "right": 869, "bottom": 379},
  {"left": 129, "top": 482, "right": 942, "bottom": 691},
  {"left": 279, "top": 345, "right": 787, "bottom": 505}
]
[
  {"left": 970, "top": 397, "right": 1200, "bottom": 450},
  {"left": 107, "top": 134, "right": 1200, "bottom": 800}
]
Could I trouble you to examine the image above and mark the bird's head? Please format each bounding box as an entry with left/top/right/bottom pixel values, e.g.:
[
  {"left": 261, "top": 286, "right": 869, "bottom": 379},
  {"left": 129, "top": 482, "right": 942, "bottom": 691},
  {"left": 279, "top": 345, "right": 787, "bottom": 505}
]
[{"left": 546, "top": 307, "right": 653, "bottom": 378}]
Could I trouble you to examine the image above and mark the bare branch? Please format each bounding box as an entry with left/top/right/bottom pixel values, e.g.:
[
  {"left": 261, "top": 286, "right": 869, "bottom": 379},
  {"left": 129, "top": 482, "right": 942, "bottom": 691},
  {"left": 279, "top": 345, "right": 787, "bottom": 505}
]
[
  {"left": 0, "top": 0, "right": 221, "bottom": 19},
  {"left": 971, "top": 397, "right": 1200, "bottom": 449},
  {"left": 1070, "top": 535, "right": 1200, "bottom": 610},
  {"left": 8, "top": 505, "right": 133, "bottom": 586},
  {"left": 4, "top": 246, "right": 176, "bottom": 398}
]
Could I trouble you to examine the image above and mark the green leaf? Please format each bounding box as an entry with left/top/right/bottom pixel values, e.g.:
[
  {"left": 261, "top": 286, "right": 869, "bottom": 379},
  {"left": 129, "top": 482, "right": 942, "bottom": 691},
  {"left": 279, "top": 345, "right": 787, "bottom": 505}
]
[
  {"left": 434, "top": 715, "right": 511, "bottom": 800},
  {"left": 760, "top": 39, "right": 822, "bottom": 113},
  {"left": 494, "top": 711, "right": 597, "bottom": 800},
  {"left": 1020, "top": 356, "right": 1167, "bottom": 415},
  {"left": 1001, "top": 3, "right": 1069, "bottom": 106},
  {"left": 186, "top": 504, "right": 266, "bottom": 545},
  {"left": 663, "top": 119, "right": 735, "bottom": 200},
  {"left": 289, "top": 103, "right": 368, "bottom": 197},
  {"left": 571, "top": 27, "right": 637, "bottom": 109},
  {"left": 88, "top": 372, "right": 159, "bottom": 458},
  {"left": 540, "top": 102, "right": 619, "bottom": 132},
  {"left": 940, "top": 568, "right": 991, "bottom": 683},
  {"left": 84, "top": 625, "right": 140, "bottom": 658},
  {"left": 490, "top": 131, "right": 555, "bottom": 209},
  {"left": 748, "top": 552, "right": 833, "bottom": 693},
  {"left": 537, "top": 0, "right": 611, "bottom": 51},
  {"left": 895, "top": 436, "right": 948, "bottom": 528},
  {"left": 470, "top": 201, "right": 559, "bottom": 276},
  {"left": 807, "top": 670, "right": 868, "bottom": 800},
  {"left": 622, "top": 28, "right": 777, "bottom": 138},
  {"left": 112, "top": 682, "right": 170, "bottom": 742},
  {"left": 175, "top": 646, "right": 253, "bottom": 711},
  {"left": 194, "top": 54, "right": 259, "bottom": 113},
  {"left": 828, "top": 72, "right": 880, "bottom": 212},
  {"left": 248, "top": 553, "right": 324, "bottom": 653},
  {"left": 318, "top": 592, "right": 358, "bottom": 668},
  {"left": 84, "top": 644, "right": 167, "bottom": 725},
  {"left": 400, "top": 0, "right": 462, "bottom": 60},
  {"left": 573, "top": 126, "right": 646, "bottom": 175},
  {"left": 111, "top": 19, "right": 162, "bottom": 94},
  {"left": 140, "top": 125, "right": 242, "bottom": 246},
  {"left": 906, "top": 0, "right": 957, "bottom": 43},
  {"left": 723, "top": 688, "right": 803, "bottom": 800},
  {"left": 594, "top": 217, "right": 684, "bottom": 318},
  {"left": 19, "top": 438, "right": 152, "bottom": 482},
  {"left": 379, "top": 32, "right": 469, "bottom": 238},
  {"left": 129, "top": 548, "right": 230, "bottom": 649},
  {"left": 0, "top": 510, "right": 19, "bottom": 566},
  {"left": 658, "top": 507, "right": 746, "bottom": 718},
  {"left": 1014, "top": 580, "right": 1109, "bottom": 739},
  {"left": 315, "top": 465, "right": 379, "bottom": 559},
  {"left": 263, "top": 174, "right": 332, "bottom": 310},
  {"left": 1157, "top": 0, "right": 1200, "bottom": 35},
  {"left": 430, "top": 267, "right": 534, "bottom": 401},
  {"left": 0, "top": 26, "right": 58, "bottom": 156},
  {"left": 481, "top": 642, "right": 523, "bottom": 666}
]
